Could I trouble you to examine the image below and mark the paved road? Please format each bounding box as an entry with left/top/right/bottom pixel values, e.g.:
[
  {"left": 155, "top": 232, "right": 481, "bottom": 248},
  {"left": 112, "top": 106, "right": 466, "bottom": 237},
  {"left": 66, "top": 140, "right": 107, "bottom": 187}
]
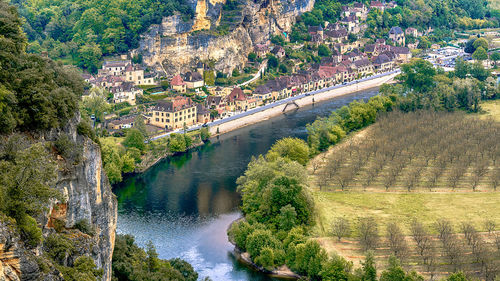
[
  {"left": 237, "top": 60, "right": 268, "bottom": 87},
  {"left": 150, "top": 69, "right": 400, "bottom": 141}
]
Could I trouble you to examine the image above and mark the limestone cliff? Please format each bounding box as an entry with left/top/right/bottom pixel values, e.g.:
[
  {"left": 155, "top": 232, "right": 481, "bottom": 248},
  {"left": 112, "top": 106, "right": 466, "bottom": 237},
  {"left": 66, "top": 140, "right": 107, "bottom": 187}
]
[
  {"left": 0, "top": 115, "right": 117, "bottom": 281},
  {"left": 136, "top": 0, "right": 315, "bottom": 75}
]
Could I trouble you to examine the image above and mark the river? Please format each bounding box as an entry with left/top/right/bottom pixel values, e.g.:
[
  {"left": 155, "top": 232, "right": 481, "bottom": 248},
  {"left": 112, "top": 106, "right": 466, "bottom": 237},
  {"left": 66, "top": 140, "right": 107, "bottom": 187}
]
[{"left": 113, "top": 87, "right": 380, "bottom": 280}]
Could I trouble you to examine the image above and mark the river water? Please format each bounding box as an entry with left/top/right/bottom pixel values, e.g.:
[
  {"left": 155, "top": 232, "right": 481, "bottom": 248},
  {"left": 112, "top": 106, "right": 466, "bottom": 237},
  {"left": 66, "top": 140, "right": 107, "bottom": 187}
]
[{"left": 113, "top": 87, "right": 379, "bottom": 281}]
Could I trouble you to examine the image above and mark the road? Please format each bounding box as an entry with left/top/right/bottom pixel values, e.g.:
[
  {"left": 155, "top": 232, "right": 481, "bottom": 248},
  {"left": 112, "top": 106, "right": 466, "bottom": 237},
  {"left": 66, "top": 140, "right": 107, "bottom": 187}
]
[
  {"left": 237, "top": 60, "right": 267, "bottom": 87},
  {"left": 150, "top": 69, "right": 400, "bottom": 141}
]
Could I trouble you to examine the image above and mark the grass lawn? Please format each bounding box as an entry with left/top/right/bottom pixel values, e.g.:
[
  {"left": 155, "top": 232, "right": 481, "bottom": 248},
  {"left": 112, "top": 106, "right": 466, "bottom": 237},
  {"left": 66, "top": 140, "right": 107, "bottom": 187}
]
[
  {"left": 312, "top": 190, "right": 500, "bottom": 237},
  {"left": 100, "top": 136, "right": 125, "bottom": 147},
  {"left": 480, "top": 99, "right": 500, "bottom": 122}
]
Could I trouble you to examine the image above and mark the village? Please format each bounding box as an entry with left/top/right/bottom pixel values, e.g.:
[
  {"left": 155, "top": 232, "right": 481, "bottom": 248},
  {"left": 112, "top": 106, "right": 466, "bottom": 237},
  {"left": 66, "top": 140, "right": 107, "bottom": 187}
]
[{"left": 81, "top": 0, "right": 474, "bottom": 138}]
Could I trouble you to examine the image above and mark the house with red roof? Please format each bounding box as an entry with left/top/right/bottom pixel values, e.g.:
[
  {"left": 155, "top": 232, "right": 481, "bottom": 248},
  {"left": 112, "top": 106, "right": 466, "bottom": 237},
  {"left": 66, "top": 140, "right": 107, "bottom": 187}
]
[{"left": 171, "top": 74, "right": 187, "bottom": 93}]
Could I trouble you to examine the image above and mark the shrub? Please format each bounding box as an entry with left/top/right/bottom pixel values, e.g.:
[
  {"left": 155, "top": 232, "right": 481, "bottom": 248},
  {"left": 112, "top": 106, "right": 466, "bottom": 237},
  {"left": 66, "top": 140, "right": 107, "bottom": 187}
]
[
  {"left": 19, "top": 215, "right": 43, "bottom": 248},
  {"left": 54, "top": 134, "right": 82, "bottom": 164},
  {"left": 77, "top": 122, "right": 99, "bottom": 144},
  {"left": 245, "top": 229, "right": 282, "bottom": 258},
  {"left": 74, "top": 219, "right": 95, "bottom": 236},
  {"left": 44, "top": 234, "right": 75, "bottom": 264}
]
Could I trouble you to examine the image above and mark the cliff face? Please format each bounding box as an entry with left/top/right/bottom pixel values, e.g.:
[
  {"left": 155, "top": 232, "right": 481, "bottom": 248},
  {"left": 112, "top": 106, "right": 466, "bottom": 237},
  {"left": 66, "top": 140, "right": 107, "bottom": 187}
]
[
  {"left": 137, "top": 0, "right": 314, "bottom": 75},
  {"left": 0, "top": 116, "right": 117, "bottom": 281}
]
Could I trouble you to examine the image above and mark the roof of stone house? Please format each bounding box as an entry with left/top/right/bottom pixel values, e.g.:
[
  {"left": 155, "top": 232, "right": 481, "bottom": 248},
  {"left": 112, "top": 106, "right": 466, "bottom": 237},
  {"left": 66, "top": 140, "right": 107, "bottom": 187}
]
[
  {"left": 154, "top": 97, "right": 194, "bottom": 112},
  {"left": 207, "top": 95, "right": 222, "bottom": 104},
  {"left": 353, "top": 59, "right": 372, "bottom": 67},
  {"left": 254, "top": 85, "right": 271, "bottom": 95},
  {"left": 110, "top": 82, "right": 137, "bottom": 93},
  {"left": 271, "top": 46, "right": 285, "bottom": 54},
  {"left": 308, "top": 26, "right": 324, "bottom": 33},
  {"left": 226, "top": 87, "right": 247, "bottom": 102},
  {"left": 372, "top": 54, "right": 391, "bottom": 64},
  {"left": 391, "top": 46, "right": 410, "bottom": 54},
  {"left": 370, "top": 1, "right": 383, "bottom": 7},
  {"left": 184, "top": 71, "right": 203, "bottom": 82},
  {"left": 196, "top": 103, "right": 209, "bottom": 114},
  {"left": 325, "top": 28, "right": 348, "bottom": 38},
  {"left": 389, "top": 26, "right": 404, "bottom": 35},
  {"left": 171, "top": 74, "right": 185, "bottom": 86}
]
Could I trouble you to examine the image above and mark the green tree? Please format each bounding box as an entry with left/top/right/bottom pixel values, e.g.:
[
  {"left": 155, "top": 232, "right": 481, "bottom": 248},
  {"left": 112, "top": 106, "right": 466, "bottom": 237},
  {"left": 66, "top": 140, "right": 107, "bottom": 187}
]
[
  {"left": 319, "top": 256, "right": 353, "bottom": 281},
  {"left": 361, "top": 252, "right": 377, "bottom": 281},
  {"left": 278, "top": 204, "right": 297, "bottom": 231},
  {"left": 318, "top": 44, "right": 331, "bottom": 57},
  {"left": 169, "top": 134, "right": 187, "bottom": 152},
  {"left": 472, "top": 46, "right": 488, "bottom": 61},
  {"left": 399, "top": 59, "right": 437, "bottom": 92},
  {"left": 77, "top": 43, "right": 102, "bottom": 73},
  {"left": 134, "top": 115, "right": 148, "bottom": 137},
  {"left": 123, "top": 128, "right": 145, "bottom": 151},
  {"left": 267, "top": 55, "right": 279, "bottom": 69},
  {"left": 248, "top": 52, "right": 257, "bottom": 62},
  {"left": 417, "top": 37, "right": 431, "bottom": 50},
  {"left": 81, "top": 87, "right": 110, "bottom": 122},
  {"left": 266, "top": 137, "right": 310, "bottom": 165},
  {"left": 447, "top": 272, "right": 470, "bottom": 281},
  {"left": 291, "top": 240, "right": 327, "bottom": 279},
  {"left": 473, "top": 38, "right": 489, "bottom": 51}
]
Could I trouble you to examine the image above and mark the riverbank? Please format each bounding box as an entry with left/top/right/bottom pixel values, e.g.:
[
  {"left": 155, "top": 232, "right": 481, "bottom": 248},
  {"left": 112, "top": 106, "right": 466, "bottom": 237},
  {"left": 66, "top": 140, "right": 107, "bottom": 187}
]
[
  {"left": 209, "top": 70, "right": 398, "bottom": 136},
  {"left": 136, "top": 71, "right": 397, "bottom": 174}
]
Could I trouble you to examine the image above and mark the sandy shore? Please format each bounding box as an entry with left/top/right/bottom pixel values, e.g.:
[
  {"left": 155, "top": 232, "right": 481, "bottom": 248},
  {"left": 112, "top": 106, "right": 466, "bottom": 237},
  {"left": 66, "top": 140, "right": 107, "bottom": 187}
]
[{"left": 209, "top": 71, "right": 398, "bottom": 136}]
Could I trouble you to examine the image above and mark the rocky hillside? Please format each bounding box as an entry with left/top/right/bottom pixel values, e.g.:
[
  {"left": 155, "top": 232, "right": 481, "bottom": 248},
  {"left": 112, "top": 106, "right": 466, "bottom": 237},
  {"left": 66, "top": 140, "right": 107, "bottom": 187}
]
[
  {"left": 0, "top": 116, "right": 117, "bottom": 281},
  {"left": 136, "top": 0, "right": 314, "bottom": 75}
]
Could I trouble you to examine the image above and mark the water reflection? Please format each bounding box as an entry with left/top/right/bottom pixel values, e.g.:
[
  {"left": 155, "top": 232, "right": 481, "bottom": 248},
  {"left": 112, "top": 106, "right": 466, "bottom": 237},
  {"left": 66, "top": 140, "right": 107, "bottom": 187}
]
[{"left": 114, "top": 88, "right": 380, "bottom": 280}]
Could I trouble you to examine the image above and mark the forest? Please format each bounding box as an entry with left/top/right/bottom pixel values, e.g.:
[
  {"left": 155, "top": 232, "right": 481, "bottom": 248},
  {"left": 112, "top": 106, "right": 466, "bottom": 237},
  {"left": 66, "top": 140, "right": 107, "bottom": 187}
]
[{"left": 10, "top": 0, "right": 193, "bottom": 72}]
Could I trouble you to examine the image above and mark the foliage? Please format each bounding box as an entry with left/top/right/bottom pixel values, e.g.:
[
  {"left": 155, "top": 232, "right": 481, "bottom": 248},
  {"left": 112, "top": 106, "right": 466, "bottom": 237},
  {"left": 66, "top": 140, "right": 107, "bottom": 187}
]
[
  {"left": 267, "top": 55, "right": 279, "bottom": 69},
  {"left": 80, "top": 87, "right": 111, "bottom": 122},
  {"left": 200, "top": 127, "right": 210, "bottom": 141},
  {"left": 266, "top": 137, "right": 310, "bottom": 165},
  {"left": 472, "top": 46, "right": 488, "bottom": 61},
  {"left": 54, "top": 134, "right": 83, "bottom": 164},
  {"left": 13, "top": 0, "right": 193, "bottom": 71},
  {"left": 112, "top": 234, "right": 198, "bottom": 281},
  {"left": 74, "top": 219, "right": 95, "bottom": 236},
  {"left": 318, "top": 44, "right": 331, "bottom": 57},
  {"left": 123, "top": 129, "right": 145, "bottom": 152},
  {"left": 0, "top": 1, "right": 83, "bottom": 134}
]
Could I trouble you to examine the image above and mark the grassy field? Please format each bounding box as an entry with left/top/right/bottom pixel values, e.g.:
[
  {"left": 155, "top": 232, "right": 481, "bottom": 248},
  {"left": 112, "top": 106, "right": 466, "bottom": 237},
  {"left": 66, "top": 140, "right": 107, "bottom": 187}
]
[
  {"left": 480, "top": 99, "right": 500, "bottom": 122},
  {"left": 312, "top": 191, "right": 500, "bottom": 236}
]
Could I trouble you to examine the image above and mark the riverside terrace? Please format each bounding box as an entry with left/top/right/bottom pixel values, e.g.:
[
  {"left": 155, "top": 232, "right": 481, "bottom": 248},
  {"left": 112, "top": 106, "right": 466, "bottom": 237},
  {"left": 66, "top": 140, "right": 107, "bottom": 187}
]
[{"left": 149, "top": 69, "right": 400, "bottom": 141}]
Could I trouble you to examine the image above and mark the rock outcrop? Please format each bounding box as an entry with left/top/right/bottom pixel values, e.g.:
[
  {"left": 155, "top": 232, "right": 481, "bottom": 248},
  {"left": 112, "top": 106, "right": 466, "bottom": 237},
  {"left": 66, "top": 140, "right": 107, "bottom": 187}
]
[
  {"left": 0, "top": 115, "right": 117, "bottom": 281},
  {"left": 136, "top": 0, "right": 314, "bottom": 75}
]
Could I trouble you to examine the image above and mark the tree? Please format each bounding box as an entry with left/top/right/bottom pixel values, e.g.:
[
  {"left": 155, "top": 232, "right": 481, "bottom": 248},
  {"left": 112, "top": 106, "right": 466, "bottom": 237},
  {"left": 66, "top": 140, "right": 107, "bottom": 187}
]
[
  {"left": 318, "top": 44, "right": 331, "bottom": 57},
  {"left": 278, "top": 204, "right": 297, "bottom": 231},
  {"left": 332, "top": 217, "right": 351, "bottom": 241},
  {"left": 386, "top": 223, "right": 408, "bottom": 262},
  {"left": 266, "top": 137, "right": 310, "bottom": 165},
  {"left": 291, "top": 240, "right": 327, "bottom": 279},
  {"left": 360, "top": 251, "right": 377, "bottom": 281},
  {"left": 279, "top": 64, "right": 288, "bottom": 73},
  {"left": 320, "top": 256, "right": 353, "bottom": 281},
  {"left": 417, "top": 37, "right": 431, "bottom": 50},
  {"left": 399, "top": 59, "right": 436, "bottom": 92},
  {"left": 248, "top": 52, "right": 257, "bottom": 62},
  {"left": 358, "top": 217, "right": 379, "bottom": 251},
  {"left": 81, "top": 87, "right": 111, "bottom": 122},
  {"left": 267, "top": 55, "right": 279, "bottom": 68},
  {"left": 134, "top": 115, "right": 148, "bottom": 137},
  {"left": 77, "top": 42, "right": 102, "bottom": 73},
  {"left": 472, "top": 46, "right": 488, "bottom": 61},
  {"left": 473, "top": 38, "right": 489, "bottom": 51},
  {"left": 123, "top": 128, "right": 145, "bottom": 151}
]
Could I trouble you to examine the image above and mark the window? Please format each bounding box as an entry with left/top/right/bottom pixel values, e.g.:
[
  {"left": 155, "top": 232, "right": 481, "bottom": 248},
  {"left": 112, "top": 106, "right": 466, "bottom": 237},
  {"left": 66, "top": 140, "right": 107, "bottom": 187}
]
[
  {"left": 175, "top": 113, "right": 178, "bottom": 117},
  {"left": 166, "top": 113, "right": 170, "bottom": 117},
  {"left": 175, "top": 119, "right": 178, "bottom": 122},
  {"left": 166, "top": 119, "right": 169, "bottom": 122},
  {"left": 161, "top": 113, "right": 164, "bottom": 116},
  {"left": 155, "top": 112, "right": 159, "bottom": 116},
  {"left": 155, "top": 118, "right": 159, "bottom": 122},
  {"left": 161, "top": 118, "right": 164, "bottom": 122}
]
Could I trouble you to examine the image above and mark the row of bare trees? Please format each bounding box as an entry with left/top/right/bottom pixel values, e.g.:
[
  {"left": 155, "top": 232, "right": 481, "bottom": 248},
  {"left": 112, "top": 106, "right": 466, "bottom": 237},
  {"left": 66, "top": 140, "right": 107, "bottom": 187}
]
[
  {"left": 316, "top": 110, "right": 500, "bottom": 192},
  {"left": 331, "top": 217, "right": 500, "bottom": 280}
]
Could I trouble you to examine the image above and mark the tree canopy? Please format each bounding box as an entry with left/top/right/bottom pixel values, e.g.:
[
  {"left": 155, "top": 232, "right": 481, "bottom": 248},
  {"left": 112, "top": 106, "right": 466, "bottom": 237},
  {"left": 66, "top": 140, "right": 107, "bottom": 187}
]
[{"left": 0, "top": 1, "right": 83, "bottom": 134}]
